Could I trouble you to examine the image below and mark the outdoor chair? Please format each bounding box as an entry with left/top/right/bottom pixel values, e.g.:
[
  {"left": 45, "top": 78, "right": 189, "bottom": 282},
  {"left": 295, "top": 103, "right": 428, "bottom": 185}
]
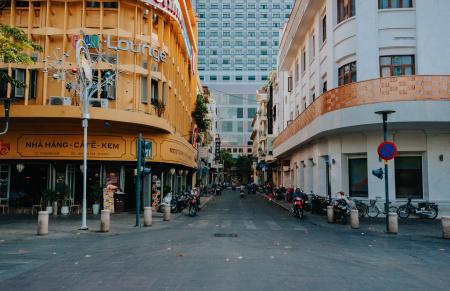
[
  {"left": 0, "top": 198, "right": 9, "bottom": 215},
  {"left": 69, "top": 198, "right": 81, "bottom": 215},
  {"left": 31, "top": 198, "right": 43, "bottom": 215}
]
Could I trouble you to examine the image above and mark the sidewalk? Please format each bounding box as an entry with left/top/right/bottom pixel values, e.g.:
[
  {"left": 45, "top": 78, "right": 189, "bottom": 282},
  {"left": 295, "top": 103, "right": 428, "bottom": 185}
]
[
  {"left": 258, "top": 193, "right": 444, "bottom": 239},
  {"left": 0, "top": 196, "right": 214, "bottom": 242}
]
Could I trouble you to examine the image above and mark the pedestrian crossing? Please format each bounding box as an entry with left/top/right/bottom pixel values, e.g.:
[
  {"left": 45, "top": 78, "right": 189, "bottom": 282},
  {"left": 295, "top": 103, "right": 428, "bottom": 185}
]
[{"left": 186, "top": 218, "right": 308, "bottom": 233}]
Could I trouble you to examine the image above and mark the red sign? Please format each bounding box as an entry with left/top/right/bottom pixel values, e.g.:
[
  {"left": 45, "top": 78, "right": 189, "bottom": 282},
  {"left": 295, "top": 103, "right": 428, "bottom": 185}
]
[{"left": 377, "top": 141, "right": 397, "bottom": 161}]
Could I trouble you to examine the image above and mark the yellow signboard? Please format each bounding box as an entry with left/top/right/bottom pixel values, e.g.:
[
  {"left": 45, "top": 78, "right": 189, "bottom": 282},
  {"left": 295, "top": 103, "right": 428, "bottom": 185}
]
[{"left": 17, "top": 134, "right": 127, "bottom": 159}]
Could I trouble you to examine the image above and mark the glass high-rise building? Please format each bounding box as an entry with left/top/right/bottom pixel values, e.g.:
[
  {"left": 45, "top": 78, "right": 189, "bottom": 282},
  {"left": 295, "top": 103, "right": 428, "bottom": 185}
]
[{"left": 193, "top": 0, "right": 293, "bottom": 156}]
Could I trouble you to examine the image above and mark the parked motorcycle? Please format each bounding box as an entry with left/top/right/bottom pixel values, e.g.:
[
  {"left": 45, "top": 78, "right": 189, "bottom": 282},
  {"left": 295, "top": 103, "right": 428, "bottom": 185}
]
[
  {"left": 333, "top": 198, "right": 349, "bottom": 224},
  {"left": 311, "top": 194, "right": 328, "bottom": 215},
  {"left": 289, "top": 196, "right": 304, "bottom": 219},
  {"left": 397, "top": 198, "right": 438, "bottom": 219}
]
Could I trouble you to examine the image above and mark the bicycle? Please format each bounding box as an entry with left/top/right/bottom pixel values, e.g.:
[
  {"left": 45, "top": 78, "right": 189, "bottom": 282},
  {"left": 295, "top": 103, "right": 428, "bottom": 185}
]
[
  {"left": 351, "top": 199, "right": 369, "bottom": 218},
  {"left": 367, "top": 196, "right": 398, "bottom": 218}
]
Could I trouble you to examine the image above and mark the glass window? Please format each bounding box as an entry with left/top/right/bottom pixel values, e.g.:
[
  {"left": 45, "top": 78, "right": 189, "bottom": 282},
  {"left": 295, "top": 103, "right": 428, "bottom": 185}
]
[
  {"left": 247, "top": 108, "right": 257, "bottom": 118},
  {"left": 14, "top": 69, "right": 26, "bottom": 98},
  {"left": 237, "top": 122, "right": 243, "bottom": 132},
  {"left": 338, "top": 61, "right": 357, "bottom": 86},
  {"left": 379, "top": 0, "right": 413, "bottom": 9},
  {"left": 322, "top": 15, "right": 327, "bottom": 44},
  {"left": 380, "top": 55, "right": 415, "bottom": 77},
  {"left": 395, "top": 156, "right": 423, "bottom": 199},
  {"left": 222, "top": 75, "right": 230, "bottom": 81},
  {"left": 248, "top": 76, "right": 256, "bottom": 81},
  {"left": 237, "top": 108, "right": 243, "bottom": 118},
  {"left": 141, "top": 75, "right": 148, "bottom": 104},
  {"left": 150, "top": 79, "right": 158, "bottom": 105},
  {"left": 236, "top": 75, "right": 243, "bottom": 81},
  {"left": 222, "top": 121, "right": 233, "bottom": 132},
  {"left": 210, "top": 76, "right": 217, "bottom": 81},
  {"left": 337, "top": 0, "right": 355, "bottom": 23},
  {"left": 349, "top": 158, "right": 368, "bottom": 197}
]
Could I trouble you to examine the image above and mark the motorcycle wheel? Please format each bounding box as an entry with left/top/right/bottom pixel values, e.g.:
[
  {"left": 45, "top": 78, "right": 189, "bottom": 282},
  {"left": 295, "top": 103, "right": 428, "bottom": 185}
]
[
  {"left": 397, "top": 205, "right": 410, "bottom": 219},
  {"left": 299, "top": 208, "right": 304, "bottom": 219},
  {"left": 425, "top": 207, "right": 438, "bottom": 220},
  {"left": 189, "top": 206, "right": 197, "bottom": 217},
  {"left": 367, "top": 205, "right": 380, "bottom": 218},
  {"left": 289, "top": 206, "right": 295, "bottom": 217}
]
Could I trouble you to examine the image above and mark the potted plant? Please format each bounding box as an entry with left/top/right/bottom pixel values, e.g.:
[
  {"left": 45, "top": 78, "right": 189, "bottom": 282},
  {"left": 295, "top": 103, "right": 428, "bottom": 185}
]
[
  {"left": 90, "top": 183, "right": 104, "bottom": 215},
  {"left": 59, "top": 186, "right": 70, "bottom": 216},
  {"left": 42, "top": 189, "right": 57, "bottom": 215}
]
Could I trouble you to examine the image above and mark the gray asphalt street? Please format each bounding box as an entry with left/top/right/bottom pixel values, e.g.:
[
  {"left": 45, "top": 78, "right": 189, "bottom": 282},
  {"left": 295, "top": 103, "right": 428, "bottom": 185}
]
[{"left": 1, "top": 190, "right": 449, "bottom": 291}]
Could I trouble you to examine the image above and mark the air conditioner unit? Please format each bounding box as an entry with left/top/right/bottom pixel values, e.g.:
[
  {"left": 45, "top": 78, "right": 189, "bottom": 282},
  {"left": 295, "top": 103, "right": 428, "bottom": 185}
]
[
  {"left": 49, "top": 96, "right": 71, "bottom": 106},
  {"left": 89, "top": 98, "right": 109, "bottom": 108}
]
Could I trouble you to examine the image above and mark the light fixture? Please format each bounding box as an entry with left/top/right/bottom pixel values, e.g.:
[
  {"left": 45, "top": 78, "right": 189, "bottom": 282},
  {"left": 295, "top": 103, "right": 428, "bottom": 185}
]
[
  {"left": 184, "top": 170, "right": 189, "bottom": 176},
  {"left": 179, "top": 169, "right": 183, "bottom": 175},
  {"left": 16, "top": 163, "right": 25, "bottom": 173},
  {"left": 439, "top": 154, "right": 444, "bottom": 162},
  {"left": 170, "top": 168, "right": 176, "bottom": 175}
]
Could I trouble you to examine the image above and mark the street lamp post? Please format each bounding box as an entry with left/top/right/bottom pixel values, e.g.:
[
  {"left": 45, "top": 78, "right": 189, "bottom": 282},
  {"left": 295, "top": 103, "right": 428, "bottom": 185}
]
[{"left": 375, "top": 110, "right": 396, "bottom": 233}]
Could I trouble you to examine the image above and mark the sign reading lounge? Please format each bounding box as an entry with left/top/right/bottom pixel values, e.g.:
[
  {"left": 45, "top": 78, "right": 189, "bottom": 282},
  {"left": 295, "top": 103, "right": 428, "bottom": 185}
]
[{"left": 106, "top": 35, "right": 167, "bottom": 63}]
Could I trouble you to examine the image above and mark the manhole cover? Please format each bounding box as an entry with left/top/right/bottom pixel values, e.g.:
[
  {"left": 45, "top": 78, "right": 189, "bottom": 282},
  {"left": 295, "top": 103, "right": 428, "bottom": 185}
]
[{"left": 214, "top": 233, "right": 238, "bottom": 238}]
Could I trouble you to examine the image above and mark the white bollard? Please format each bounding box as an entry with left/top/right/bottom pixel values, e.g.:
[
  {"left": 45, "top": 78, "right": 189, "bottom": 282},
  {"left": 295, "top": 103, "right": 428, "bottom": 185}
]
[
  {"left": 350, "top": 209, "right": 360, "bottom": 229},
  {"left": 100, "top": 209, "right": 111, "bottom": 232},
  {"left": 37, "top": 211, "right": 49, "bottom": 235},
  {"left": 144, "top": 207, "right": 153, "bottom": 227},
  {"left": 388, "top": 212, "right": 398, "bottom": 234},
  {"left": 163, "top": 204, "right": 171, "bottom": 221},
  {"left": 442, "top": 216, "right": 450, "bottom": 239},
  {"left": 327, "top": 206, "right": 334, "bottom": 223},
  {"left": 52, "top": 201, "right": 58, "bottom": 216}
]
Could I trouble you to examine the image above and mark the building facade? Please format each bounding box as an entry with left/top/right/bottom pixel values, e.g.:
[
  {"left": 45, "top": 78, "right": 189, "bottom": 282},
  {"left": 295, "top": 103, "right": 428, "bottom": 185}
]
[
  {"left": 273, "top": 0, "right": 450, "bottom": 208},
  {"left": 193, "top": 0, "right": 293, "bottom": 157},
  {"left": 0, "top": 0, "right": 199, "bottom": 212}
]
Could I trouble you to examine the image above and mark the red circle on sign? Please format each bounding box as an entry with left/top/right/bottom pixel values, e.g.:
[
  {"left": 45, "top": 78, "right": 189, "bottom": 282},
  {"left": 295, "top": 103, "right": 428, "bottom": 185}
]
[{"left": 377, "top": 141, "right": 398, "bottom": 161}]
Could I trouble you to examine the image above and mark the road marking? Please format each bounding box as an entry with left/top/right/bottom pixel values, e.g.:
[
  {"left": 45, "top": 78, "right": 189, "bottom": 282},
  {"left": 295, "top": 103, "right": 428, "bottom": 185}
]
[
  {"left": 221, "top": 220, "right": 231, "bottom": 228},
  {"left": 244, "top": 220, "right": 256, "bottom": 230},
  {"left": 266, "top": 221, "right": 281, "bottom": 230}
]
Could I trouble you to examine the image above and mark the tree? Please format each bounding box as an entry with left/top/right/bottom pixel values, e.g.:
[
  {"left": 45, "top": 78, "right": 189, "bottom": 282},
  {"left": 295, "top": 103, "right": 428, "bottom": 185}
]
[
  {"left": 0, "top": 25, "right": 42, "bottom": 88},
  {"left": 192, "top": 94, "right": 210, "bottom": 134},
  {"left": 235, "top": 155, "right": 253, "bottom": 176},
  {"left": 219, "top": 149, "right": 235, "bottom": 169}
]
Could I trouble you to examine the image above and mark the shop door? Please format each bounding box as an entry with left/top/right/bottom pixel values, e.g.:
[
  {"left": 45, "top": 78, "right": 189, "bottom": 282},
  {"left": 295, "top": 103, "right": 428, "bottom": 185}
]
[{"left": 0, "top": 164, "right": 10, "bottom": 205}]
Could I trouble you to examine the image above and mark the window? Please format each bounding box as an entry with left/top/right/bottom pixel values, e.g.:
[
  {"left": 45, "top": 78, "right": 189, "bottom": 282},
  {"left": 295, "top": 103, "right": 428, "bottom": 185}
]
[
  {"left": 0, "top": 69, "right": 8, "bottom": 98},
  {"left": 337, "top": 0, "right": 355, "bottom": 23},
  {"left": 150, "top": 79, "right": 158, "bottom": 105},
  {"left": 248, "top": 76, "right": 256, "bottom": 81},
  {"left": 287, "top": 76, "right": 293, "bottom": 92},
  {"left": 100, "top": 71, "right": 116, "bottom": 100},
  {"left": 237, "top": 108, "right": 243, "bottom": 118},
  {"left": 380, "top": 55, "right": 415, "bottom": 77},
  {"left": 222, "top": 121, "right": 233, "bottom": 132},
  {"left": 302, "top": 49, "right": 306, "bottom": 73},
  {"left": 338, "top": 62, "right": 357, "bottom": 86},
  {"left": 321, "top": 15, "right": 327, "bottom": 44},
  {"left": 348, "top": 158, "right": 368, "bottom": 197},
  {"left": 222, "top": 75, "right": 230, "bottom": 81},
  {"left": 13, "top": 69, "right": 25, "bottom": 98},
  {"left": 323, "top": 81, "right": 328, "bottom": 93},
  {"left": 247, "top": 108, "right": 257, "bottom": 118},
  {"left": 379, "top": 0, "right": 413, "bottom": 9},
  {"left": 28, "top": 69, "right": 37, "bottom": 99},
  {"left": 210, "top": 75, "right": 217, "bottom": 81},
  {"left": 295, "top": 60, "right": 300, "bottom": 83},
  {"left": 311, "top": 35, "right": 316, "bottom": 59},
  {"left": 141, "top": 75, "right": 148, "bottom": 104},
  {"left": 261, "top": 75, "right": 268, "bottom": 81},
  {"left": 162, "top": 82, "right": 166, "bottom": 106},
  {"left": 236, "top": 75, "right": 243, "bottom": 81},
  {"left": 395, "top": 156, "right": 423, "bottom": 199}
]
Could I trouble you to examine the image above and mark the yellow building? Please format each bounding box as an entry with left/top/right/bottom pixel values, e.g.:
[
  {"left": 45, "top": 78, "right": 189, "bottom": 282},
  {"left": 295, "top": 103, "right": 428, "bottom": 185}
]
[{"left": 0, "top": 0, "right": 199, "bottom": 212}]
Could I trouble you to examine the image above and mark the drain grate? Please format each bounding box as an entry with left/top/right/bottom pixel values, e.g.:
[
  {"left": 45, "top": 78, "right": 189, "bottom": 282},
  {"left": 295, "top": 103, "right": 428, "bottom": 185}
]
[{"left": 214, "top": 233, "right": 238, "bottom": 238}]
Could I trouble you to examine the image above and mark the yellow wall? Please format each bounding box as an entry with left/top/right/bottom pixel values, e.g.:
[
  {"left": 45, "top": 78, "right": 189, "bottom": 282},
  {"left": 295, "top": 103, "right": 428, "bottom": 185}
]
[{"left": 0, "top": 0, "right": 199, "bottom": 167}]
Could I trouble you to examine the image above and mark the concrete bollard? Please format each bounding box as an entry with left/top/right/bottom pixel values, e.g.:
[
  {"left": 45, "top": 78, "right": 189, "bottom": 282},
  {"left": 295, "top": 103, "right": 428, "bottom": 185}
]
[
  {"left": 100, "top": 209, "right": 111, "bottom": 232},
  {"left": 163, "top": 204, "right": 171, "bottom": 221},
  {"left": 144, "top": 207, "right": 153, "bottom": 227},
  {"left": 52, "top": 201, "right": 58, "bottom": 216},
  {"left": 388, "top": 212, "right": 398, "bottom": 234},
  {"left": 37, "top": 211, "right": 49, "bottom": 235},
  {"left": 350, "top": 209, "right": 360, "bottom": 229},
  {"left": 442, "top": 216, "right": 450, "bottom": 239},
  {"left": 327, "top": 206, "right": 334, "bottom": 223}
]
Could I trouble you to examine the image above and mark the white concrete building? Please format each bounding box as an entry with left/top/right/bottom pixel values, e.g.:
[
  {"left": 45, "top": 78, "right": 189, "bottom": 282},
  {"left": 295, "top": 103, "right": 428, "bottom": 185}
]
[{"left": 273, "top": 0, "right": 450, "bottom": 209}]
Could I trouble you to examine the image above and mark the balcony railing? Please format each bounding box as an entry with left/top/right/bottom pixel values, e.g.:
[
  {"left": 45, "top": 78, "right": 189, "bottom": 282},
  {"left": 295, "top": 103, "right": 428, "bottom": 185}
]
[{"left": 273, "top": 75, "right": 450, "bottom": 149}]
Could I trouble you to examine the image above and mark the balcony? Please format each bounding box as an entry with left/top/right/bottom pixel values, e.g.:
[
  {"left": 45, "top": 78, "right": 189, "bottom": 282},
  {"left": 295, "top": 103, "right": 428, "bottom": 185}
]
[{"left": 273, "top": 75, "right": 450, "bottom": 152}]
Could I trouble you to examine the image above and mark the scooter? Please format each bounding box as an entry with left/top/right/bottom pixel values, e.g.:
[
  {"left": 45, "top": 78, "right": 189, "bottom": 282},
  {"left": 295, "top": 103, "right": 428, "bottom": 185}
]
[
  {"left": 290, "top": 197, "right": 304, "bottom": 219},
  {"left": 333, "top": 198, "right": 349, "bottom": 224},
  {"left": 398, "top": 198, "right": 439, "bottom": 219},
  {"left": 188, "top": 194, "right": 199, "bottom": 216}
]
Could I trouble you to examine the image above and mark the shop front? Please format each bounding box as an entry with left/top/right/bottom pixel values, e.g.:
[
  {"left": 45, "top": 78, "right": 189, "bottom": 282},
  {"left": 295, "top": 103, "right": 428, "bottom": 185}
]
[{"left": 0, "top": 122, "right": 197, "bottom": 214}]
